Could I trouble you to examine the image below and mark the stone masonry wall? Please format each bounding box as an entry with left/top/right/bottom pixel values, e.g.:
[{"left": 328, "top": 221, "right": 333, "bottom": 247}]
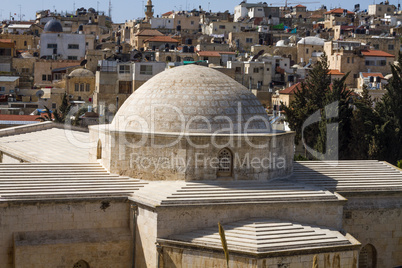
[
  {"left": 89, "top": 127, "right": 295, "bottom": 181},
  {"left": 160, "top": 246, "right": 359, "bottom": 268},
  {"left": 0, "top": 199, "right": 131, "bottom": 268},
  {"left": 342, "top": 194, "right": 402, "bottom": 268},
  {"left": 156, "top": 202, "right": 344, "bottom": 239}
]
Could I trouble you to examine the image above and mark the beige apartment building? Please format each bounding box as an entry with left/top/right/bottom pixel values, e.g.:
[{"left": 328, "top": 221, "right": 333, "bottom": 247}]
[{"left": 325, "top": 40, "right": 394, "bottom": 87}]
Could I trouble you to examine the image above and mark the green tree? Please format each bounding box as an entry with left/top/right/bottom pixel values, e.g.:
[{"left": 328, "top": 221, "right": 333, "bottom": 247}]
[
  {"left": 315, "top": 73, "right": 354, "bottom": 160},
  {"left": 282, "top": 53, "right": 331, "bottom": 149},
  {"left": 373, "top": 52, "right": 402, "bottom": 164},
  {"left": 37, "top": 92, "right": 87, "bottom": 126},
  {"left": 348, "top": 86, "right": 379, "bottom": 159}
]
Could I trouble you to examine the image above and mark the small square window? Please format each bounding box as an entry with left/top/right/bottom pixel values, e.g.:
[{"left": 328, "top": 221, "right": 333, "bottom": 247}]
[{"left": 68, "top": 44, "right": 79, "bottom": 49}]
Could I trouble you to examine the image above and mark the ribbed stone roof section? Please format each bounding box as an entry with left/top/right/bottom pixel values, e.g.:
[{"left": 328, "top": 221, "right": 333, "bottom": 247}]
[
  {"left": 289, "top": 160, "right": 402, "bottom": 192},
  {"left": 160, "top": 218, "right": 356, "bottom": 254},
  {"left": 112, "top": 65, "right": 272, "bottom": 134},
  {"left": 0, "top": 163, "right": 147, "bottom": 201},
  {"left": 131, "top": 180, "right": 340, "bottom": 206}
]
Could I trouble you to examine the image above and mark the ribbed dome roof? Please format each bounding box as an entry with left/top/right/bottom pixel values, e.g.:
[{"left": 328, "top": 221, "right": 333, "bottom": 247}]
[
  {"left": 68, "top": 68, "right": 94, "bottom": 77},
  {"left": 44, "top": 19, "right": 63, "bottom": 33},
  {"left": 112, "top": 65, "right": 271, "bottom": 134}
]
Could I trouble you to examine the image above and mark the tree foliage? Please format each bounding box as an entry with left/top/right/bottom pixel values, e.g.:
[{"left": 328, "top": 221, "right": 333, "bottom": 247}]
[
  {"left": 282, "top": 53, "right": 331, "bottom": 149},
  {"left": 372, "top": 52, "right": 402, "bottom": 164},
  {"left": 283, "top": 51, "right": 402, "bottom": 164},
  {"left": 36, "top": 92, "right": 87, "bottom": 126}
]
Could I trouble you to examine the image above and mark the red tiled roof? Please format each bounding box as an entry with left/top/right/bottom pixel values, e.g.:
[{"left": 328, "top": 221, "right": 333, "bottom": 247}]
[
  {"left": 361, "top": 50, "right": 394, "bottom": 57},
  {"left": 0, "top": 39, "right": 13, "bottom": 44},
  {"left": 295, "top": 4, "right": 306, "bottom": 8},
  {"left": 328, "top": 69, "right": 345, "bottom": 75},
  {"left": 144, "top": 36, "right": 180, "bottom": 43},
  {"left": 198, "top": 51, "right": 221, "bottom": 57},
  {"left": 162, "top": 11, "right": 173, "bottom": 16},
  {"left": 0, "top": 115, "right": 40, "bottom": 122},
  {"left": 325, "top": 8, "right": 354, "bottom": 15},
  {"left": 280, "top": 83, "right": 302, "bottom": 94},
  {"left": 137, "top": 29, "right": 164, "bottom": 36},
  {"left": 361, "top": 72, "right": 384, "bottom": 79}
]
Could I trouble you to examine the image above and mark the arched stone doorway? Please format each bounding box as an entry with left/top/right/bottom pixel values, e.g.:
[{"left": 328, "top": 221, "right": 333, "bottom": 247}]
[{"left": 359, "top": 244, "right": 377, "bottom": 268}]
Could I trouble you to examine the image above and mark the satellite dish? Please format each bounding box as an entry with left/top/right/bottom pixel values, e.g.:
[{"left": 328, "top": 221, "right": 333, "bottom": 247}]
[
  {"left": 251, "top": 50, "right": 265, "bottom": 61},
  {"left": 80, "top": 59, "right": 88, "bottom": 66},
  {"left": 36, "top": 90, "right": 44, "bottom": 98}
]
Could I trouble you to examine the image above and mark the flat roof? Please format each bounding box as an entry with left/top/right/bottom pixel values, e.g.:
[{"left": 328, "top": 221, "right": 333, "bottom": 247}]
[
  {"left": 0, "top": 126, "right": 91, "bottom": 163},
  {"left": 0, "top": 76, "right": 19, "bottom": 82}
]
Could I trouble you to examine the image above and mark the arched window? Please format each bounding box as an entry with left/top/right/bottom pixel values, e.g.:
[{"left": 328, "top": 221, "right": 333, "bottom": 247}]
[
  {"left": 166, "top": 56, "right": 172, "bottom": 62},
  {"left": 73, "top": 260, "right": 89, "bottom": 268},
  {"left": 176, "top": 56, "right": 181, "bottom": 62},
  {"left": 97, "top": 139, "right": 102, "bottom": 159},
  {"left": 217, "top": 148, "right": 233, "bottom": 177},
  {"left": 359, "top": 244, "right": 377, "bottom": 268}
]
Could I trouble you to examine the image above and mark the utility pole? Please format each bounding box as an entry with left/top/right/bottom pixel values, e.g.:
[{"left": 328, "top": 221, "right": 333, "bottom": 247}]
[
  {"left": 18, "top": 5, "right": 21, "bottom": 22},
  {"left": 73, "top": 2, "right": 75, "bottom": 13},
  {"left": 97, "top": 1, "right": 100, "bottom": 13}
]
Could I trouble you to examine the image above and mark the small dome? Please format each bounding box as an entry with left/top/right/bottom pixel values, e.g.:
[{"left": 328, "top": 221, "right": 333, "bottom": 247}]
[
  {"left": 112, "top": 65, "right": 271, "bottom": 134},
  {"left": 44, "top": 19, "right": 63, "bottom": 33},
  {"left": 276, "top": 40, "right": 288, "bottom": 47},
  {"left": 297, "top": 36, "right": 325, "bottom": 46},
  {"left": 68, "top": 68, "right": 94, "bottom": 77}
]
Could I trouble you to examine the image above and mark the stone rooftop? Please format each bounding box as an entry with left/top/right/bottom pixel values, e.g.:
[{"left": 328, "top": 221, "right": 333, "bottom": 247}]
[
  {"left": 0, "top": 163, "right": 147, "bottom": 201},
  {"left": 287, "top": 160, "right": 402, "bottom": 192},
  {"left": 131, "top": 180, "right": 341, "bottom": 207},
  {"left": 0, "top": 125, "right": 90, "bottom": 163},
  {"left": 159, "top": 218, "right": 359, "bottom": 255}
]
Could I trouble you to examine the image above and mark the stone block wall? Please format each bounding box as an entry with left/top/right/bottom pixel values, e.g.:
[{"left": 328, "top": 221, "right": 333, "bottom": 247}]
[
  {"left": 14, "top": 228, "right": 131, "bottom": 268},
  {"left": 0, "top": 199, "right": 131, "bottom": 268},
  {"left": 343, "top": 194, "right": 402, "bottom": 268},
  {"left": 89, "top": 126, "right": 295, "bottom": 181},
  {"left": 156, "top": 202, "right": 344, "bottom": 239},
  {"left": 160, "top": 246, "right": 359, "bottom": 268}
]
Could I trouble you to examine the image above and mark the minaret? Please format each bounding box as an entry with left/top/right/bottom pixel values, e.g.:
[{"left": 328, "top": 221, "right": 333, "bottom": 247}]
[{"left": 145, "top": 0, "right": 154, "bottom": 22}]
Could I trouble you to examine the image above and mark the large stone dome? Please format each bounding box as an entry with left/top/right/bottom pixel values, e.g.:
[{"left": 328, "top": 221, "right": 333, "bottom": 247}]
[
  {"left": 112, "top": 65, "right": 271, "bottom": 134},
  {"left": 44, "top": 19, "right": 63, "bottom": 33}
]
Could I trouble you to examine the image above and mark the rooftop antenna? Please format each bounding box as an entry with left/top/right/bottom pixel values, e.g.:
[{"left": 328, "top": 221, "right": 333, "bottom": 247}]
[
  {"left": 208, "top": 2, "right": 210, "bottom": 11},
  {"left": 73, "top": 2, "right": 75, "bottom": 12},
  {"left": 108, "top": 0, "right": 112, "bottom": 19}
]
